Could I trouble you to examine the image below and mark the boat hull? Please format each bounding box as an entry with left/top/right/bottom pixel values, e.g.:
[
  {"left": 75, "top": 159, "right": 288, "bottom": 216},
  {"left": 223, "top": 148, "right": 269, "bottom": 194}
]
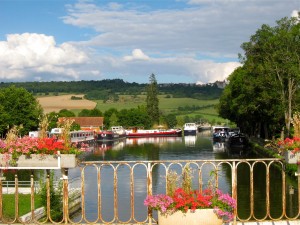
[
  {"left": 126, "top": 129, "right": 182, "bottom": 138},
  {"left": 97, "top": 131, "right": 119, "bottom": 141},
  {"left": 183, "top": 130, "right": 197, "bottom": 136},
  {"left": 183, "top": 123, "right": 197, "bottom": 136}
]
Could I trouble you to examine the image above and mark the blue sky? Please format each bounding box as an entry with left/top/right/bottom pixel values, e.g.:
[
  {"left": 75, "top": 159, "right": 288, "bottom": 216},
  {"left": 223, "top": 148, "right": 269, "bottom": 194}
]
[{"left": 0, "top": 0, "right": 299, "bottom": 84}]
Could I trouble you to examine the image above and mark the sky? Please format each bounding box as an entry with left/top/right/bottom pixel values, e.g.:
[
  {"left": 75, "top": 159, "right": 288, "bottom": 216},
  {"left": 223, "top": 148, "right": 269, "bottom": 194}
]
[{"left": 0, "top": 0, "right": 299, "bottom": 84}]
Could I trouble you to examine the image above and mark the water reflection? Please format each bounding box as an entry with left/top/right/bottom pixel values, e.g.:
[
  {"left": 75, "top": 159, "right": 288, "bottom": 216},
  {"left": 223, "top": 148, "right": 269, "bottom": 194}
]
[
  {"left": 212, "top": 141, "right": 225, "bottom": 152},
  {"left": 184, "top": 135, "right": 197, "bottom": 147},
  {"left": 126, "top": 136, "right": 183, "bottom": 146}
]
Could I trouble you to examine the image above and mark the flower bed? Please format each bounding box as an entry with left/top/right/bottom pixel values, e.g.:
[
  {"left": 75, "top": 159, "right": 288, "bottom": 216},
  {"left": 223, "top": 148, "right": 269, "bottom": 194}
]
[
  {"left": 0, "top": 136, "right": 87, "bottom": 169},
  {"left": 144, "top": 187, "right": 236, "bottom": 222},
  {"left": 158, "top": 208, "right": 222, "bottom": 225},
  {"left": 144, "top": 164, "right": 236, "bottom": 224},
  {"left": 278, "top": 137, "right": 300, "bottom": 164}
]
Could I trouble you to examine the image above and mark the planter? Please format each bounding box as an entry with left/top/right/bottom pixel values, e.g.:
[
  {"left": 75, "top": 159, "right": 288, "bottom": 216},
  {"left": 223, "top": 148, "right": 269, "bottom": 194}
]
[
  {"left": 158, "top": 209, "right": 223, "bottom": 225},
  {"left": 0, "top": 154, "right": 77, "bottom": 169},
  {"left": 284, "top": 151, "right": 300, "bottom": 164}
]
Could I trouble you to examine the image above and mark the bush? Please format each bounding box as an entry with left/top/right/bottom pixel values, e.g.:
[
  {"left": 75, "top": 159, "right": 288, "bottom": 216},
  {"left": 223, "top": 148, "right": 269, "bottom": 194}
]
[{"left": 39, "top": 171, "right": 63, "bottom": 221}]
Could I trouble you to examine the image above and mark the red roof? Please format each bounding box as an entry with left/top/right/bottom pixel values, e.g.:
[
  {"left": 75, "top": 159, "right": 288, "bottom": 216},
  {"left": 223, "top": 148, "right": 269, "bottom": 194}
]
[{"left": 58, "top": 117, "right": 103, "bottom": 128}]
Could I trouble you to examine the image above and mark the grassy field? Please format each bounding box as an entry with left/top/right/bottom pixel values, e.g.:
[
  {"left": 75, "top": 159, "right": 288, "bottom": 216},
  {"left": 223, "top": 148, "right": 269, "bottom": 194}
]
[
  {"left": 3, "top": 194, "right": 43, "bottom": 219},
  {"left": 37, "top": 94, "right": 226, "bottom": 123}
]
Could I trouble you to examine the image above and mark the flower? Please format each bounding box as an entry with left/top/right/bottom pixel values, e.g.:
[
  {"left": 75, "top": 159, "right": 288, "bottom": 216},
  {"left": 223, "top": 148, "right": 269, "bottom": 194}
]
[
  {"left": 277, "top": 137, "right": 300, "bottom": 154},
  {"left": 144, "top": 164, "right": 236, "bottom": 222},
  {"left": 0, "top": 118, "right": 89, "bottom": 167},
  {"left": 0, "top": 136, "right": 88, "bottom": 166},
  {"left": 144, "top": 187, "right": 236, "bottom": 222}
]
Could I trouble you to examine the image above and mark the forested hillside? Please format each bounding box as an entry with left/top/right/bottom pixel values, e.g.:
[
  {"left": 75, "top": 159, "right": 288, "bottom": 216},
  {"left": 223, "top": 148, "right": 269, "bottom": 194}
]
[{"left": 0, "top": 79, "right": 224, "bottom": 100}]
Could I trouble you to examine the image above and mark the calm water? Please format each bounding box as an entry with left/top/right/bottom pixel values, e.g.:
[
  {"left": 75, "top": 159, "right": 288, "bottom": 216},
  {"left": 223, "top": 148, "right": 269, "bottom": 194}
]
[{"left": 66, "top": 130, "right": 298, "bottom": 222}]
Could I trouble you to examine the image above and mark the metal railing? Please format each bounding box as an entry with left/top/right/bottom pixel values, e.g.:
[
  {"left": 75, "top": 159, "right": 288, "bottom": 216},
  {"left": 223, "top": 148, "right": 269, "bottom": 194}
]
[
  {"left": 0, "top": 158, "right": 299, "bottom": 224},
  {"left": 2, "top": 180, "right": 40, "bottom": 194}
]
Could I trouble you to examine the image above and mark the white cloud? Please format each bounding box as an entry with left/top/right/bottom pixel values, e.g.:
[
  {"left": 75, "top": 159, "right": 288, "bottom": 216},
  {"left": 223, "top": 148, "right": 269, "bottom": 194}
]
[
  {"left": 0, "top": 33, "right": 91, "bottom": 81},
  {"left": 291, "top": 10, "right": 299, "bottom": 18},
  {"left": 123, "top": 49, "right": 150, "bottom": 61},
  {"left": 91, "top": 53, "right": 241, "bottom": 83},
  {"left": 63, "top": 0, "right": 299, "bottom": 58},
  {"left": 200, "top": 62, "right": 241, "bottom": 83},
  {"left": 1, "top": 1, "right": 298, "bottom": 83}
]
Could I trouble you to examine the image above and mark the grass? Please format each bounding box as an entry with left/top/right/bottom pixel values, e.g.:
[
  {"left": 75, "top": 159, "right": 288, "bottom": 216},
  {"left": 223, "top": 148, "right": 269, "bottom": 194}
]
[
  {"left": 92, "top": 95, "right": 226, "bottom": 124},
  {"left": 3, "top": 194, "right": 43, "bottom": 219},
  {"left": 94, "top": 95, "right": 219, "bottom": 112}
]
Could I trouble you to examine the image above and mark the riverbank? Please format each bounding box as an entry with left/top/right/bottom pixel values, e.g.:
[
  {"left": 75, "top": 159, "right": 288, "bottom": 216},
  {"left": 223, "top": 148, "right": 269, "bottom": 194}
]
[{"left": 249, "top": 137, "right": 298, "bottom": 176}]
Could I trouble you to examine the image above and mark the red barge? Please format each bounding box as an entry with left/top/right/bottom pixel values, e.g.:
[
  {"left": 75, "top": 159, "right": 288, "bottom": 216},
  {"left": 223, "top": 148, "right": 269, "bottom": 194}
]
[{"left": 125, "top": 128, "right": 182, "bottom": 137}]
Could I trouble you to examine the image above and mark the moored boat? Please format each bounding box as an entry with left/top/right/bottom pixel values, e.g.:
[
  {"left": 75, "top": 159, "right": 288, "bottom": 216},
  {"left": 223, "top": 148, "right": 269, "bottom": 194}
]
[
  {"left": 125, "top": 128, "right": 182, "bottom": 137},
  {"left": 49, "top": 128, "right": 95, "bottom": 143},
  {"left": 226, "top": 133, "right": 249, "bottom": 149},
  {"left": 183, "top": 123, "right": 197, "bottom": 136},
  {"left": 96, "top": 126, "right": 126, "bottom": 141},
  {"left": 96, "top": 130, "right": 119, "bottom": 142},
  {"left": 212, "top": 126, "right": 230, "bottom": 142},
  {"left": 111, "top": 126, "right": 126, "bottom": 139}
]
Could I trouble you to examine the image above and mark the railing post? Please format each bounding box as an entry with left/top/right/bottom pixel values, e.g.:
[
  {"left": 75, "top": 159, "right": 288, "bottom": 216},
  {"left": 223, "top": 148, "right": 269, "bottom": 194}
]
[
  {"left": 46, "top": 170, "right": 50, "bottom": 220},
  {"left": 30, "top": 170, "right": 35, "bottom": 223},
  {"left": 147, "top": 162, "right": 153, "bottom": 225},
  {"left": 0, "top": 170, "right": 4, "bottom": 221},
  {"left": 297, "top": 164, "right": 300, "bottom": 216},
  {"left": 15, "top": 174, "right": 19, "bottom": 221},
  {"left": 231, "top": 161, "right": 237, "bottom": 225},
  {"left": 61, "top": 168, "right": 69, "bottom": 224}
]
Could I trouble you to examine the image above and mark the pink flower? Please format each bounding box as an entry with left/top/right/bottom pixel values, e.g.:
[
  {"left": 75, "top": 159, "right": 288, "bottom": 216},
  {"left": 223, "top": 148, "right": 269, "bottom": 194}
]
[{"left": 144, "top": 187, "right": 236, "bottom": 222}]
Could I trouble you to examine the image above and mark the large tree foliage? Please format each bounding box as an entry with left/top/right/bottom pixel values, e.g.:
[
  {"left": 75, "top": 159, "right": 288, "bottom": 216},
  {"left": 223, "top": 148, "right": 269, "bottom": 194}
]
[
  {"left": 218, "top": 15, "right": 300, "bottom": 138},
  {"left": 218, "top": 67, "right": 283, "bottom": 138},
  {"left": 78, "top": 108, "right": 103, "bottom": 117},
  {"left": 240, "top": 15, "right": 300, "bottom": 136},
  {"left": 0, "top": 86, "right": 43, "bottom": 136},
  {"left": 118, "top": 106, "right": 152, "bottom": 129},
  {"left": 146, "top": 74, "right": 160, "bottom": 125}
]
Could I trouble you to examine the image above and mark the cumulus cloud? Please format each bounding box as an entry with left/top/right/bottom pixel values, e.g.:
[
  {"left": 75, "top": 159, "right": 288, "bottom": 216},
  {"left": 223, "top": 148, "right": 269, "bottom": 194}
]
[
  {"left": 291, "top": 10, "right": 299, "bottom": 18},
  {"left": 63, "top": 0, "right": 298, "bottom": 58},
  {"left": 1, "top": 0, "right": 298, "bottom": 83},
  {"left": 90, "top": 53, "right": 241, "bottom": 84},
  {"left": 0, "top": 33, "right": 91, "bottom": 81},
  {"left": 200, "top": 62, "right": 241, "bottom": 83},
  {"left": 123, "top": 49, "right": 150, "bottom": 61}
]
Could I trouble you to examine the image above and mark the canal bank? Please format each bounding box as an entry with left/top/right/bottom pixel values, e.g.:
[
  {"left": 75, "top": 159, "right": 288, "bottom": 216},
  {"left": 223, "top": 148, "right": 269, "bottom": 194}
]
[{"left": 249, "top": 137, "right": 298, "bottom": 176}]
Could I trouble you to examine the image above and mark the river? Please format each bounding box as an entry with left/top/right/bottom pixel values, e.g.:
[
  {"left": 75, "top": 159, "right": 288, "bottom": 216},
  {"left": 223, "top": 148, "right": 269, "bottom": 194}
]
[{"left": 67, "top": 130, "right": 299, "bottom": 223}]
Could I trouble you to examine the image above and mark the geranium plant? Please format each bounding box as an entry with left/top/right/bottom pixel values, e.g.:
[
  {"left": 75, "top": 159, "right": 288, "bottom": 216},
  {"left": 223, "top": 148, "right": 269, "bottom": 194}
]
[
  {"left": 144, "top": 164, "right": 236, "bottom": 222},
  {"left": 278, "top": 111, "right": 300, "bottom": 154},
  {"left": 0, "top": 117, "right": 88, "bottom": 167},
  {"left": 277, "top": 137, "right": 300, "bottom": 154}
]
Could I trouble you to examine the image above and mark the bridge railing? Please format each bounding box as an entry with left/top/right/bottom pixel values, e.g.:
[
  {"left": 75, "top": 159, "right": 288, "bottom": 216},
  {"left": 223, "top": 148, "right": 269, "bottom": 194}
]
[{"left": 0, "top": 158, "right": 299, "bottom": 224}]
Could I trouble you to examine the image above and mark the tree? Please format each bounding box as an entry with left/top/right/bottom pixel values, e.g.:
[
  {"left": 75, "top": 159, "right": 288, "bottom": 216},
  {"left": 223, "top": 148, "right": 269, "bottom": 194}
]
[
  {"left": 58, "top": 109, "right": 76, "bottom": 117},
  {"left": 47, "top": 112, "right": 59, "bottom": 131},
  {"left": 109, "top": 113, "right": 118, "bottom": 127},
  {"left": 78, "top": 108, "right": 103, "bottom": 117},
  {"left": 104, "top": 108, "right": 118, "bottom": 128},
  {"left": 164, "top": 114, "right": 177, "bottom": 128},
  {"left": 0, "top": 86, "right": 43, "bottom": 136},
  {"left": 217, "top": 67, "right": 283, "bottom": 138},
  {"left": 118, "top": 106, "right": 151, "bottom": 128},
  {"left": 78, "top": 109, "right": 91, "bottom": 117},
  {"left": 239, "top": 15, "right": 300, "bottom": 136},
  {"left": 146, "top": 73, "right": 160, "bottom": 125}
]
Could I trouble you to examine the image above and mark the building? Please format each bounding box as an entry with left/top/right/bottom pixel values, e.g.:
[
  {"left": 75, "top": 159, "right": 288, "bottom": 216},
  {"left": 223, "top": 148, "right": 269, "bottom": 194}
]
[{"left": 58, "top": 117, "right": 104, "bottom": 131}]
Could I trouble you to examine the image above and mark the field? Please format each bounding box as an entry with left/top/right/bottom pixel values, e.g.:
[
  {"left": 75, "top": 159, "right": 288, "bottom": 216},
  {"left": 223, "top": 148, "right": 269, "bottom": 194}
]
[
  {"left": 37, "top": 95, "right": 96, "bottom": 113},
  {"left": 36, "top": 94, "right": 226, "bottom": 123}
]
